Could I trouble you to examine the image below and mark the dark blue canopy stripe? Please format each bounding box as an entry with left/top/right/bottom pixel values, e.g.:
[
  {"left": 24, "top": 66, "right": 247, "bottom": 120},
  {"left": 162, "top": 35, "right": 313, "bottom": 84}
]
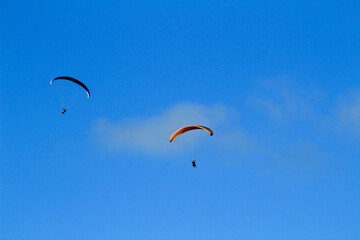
[{"left": 50, "top": 76, "right": 90, "bottom": 98}]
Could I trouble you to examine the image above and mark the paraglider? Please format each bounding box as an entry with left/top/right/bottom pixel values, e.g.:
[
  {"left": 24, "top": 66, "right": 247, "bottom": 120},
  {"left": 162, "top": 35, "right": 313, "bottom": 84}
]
[
  {"left": 170, "top": 125, "right": 213, "bottom": 167},
  {"left": 50, "top": 76, "right": 90, "bottom": 114}
]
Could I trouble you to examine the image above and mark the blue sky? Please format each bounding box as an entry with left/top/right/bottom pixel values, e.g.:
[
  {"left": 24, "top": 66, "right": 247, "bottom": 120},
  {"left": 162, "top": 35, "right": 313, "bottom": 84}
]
[{"left": 1, "top": 1, "right": 360, "bottom": 239}]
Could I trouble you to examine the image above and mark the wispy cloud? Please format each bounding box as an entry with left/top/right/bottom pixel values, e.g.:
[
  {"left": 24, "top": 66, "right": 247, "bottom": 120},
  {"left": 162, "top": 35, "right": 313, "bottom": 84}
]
[
  {"left": 334, "top": 88, "right": 360, "bottom": 134},
  {"left": 246, "top": 75, "right": 324, "bottom": 125},
  {"left": 92, "top": 76, "right": 360, "bottom": 174}
]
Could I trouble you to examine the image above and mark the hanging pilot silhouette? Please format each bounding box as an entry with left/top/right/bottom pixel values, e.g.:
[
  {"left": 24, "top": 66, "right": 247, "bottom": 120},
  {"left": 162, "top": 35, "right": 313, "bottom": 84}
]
[{"left": 191, "top": 160, "right": 197, "bottom": 167}]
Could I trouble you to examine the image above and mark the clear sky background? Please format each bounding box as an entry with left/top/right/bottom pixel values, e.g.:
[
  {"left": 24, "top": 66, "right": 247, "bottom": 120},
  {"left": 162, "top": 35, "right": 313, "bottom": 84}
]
[{"left": 1, "top": 1, "right": 360, "bottom": 239}]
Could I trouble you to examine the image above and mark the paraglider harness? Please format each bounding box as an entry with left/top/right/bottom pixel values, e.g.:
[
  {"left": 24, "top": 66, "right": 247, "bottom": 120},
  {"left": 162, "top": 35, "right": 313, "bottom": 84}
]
[
  {"left": 62, "top": 108, "right": 66, "bottom": 114},
  {"left": 191, "top": 160, "right": 197, "bottom": 167}
]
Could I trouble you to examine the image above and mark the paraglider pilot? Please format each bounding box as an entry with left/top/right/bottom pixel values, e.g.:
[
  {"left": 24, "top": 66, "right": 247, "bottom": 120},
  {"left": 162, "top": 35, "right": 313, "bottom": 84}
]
[
  {"left": 192, "top": 160, "right": 197, "bottom": 167},
  {"left": 62, "top": 108, "right": 66, "bottom": 114}
]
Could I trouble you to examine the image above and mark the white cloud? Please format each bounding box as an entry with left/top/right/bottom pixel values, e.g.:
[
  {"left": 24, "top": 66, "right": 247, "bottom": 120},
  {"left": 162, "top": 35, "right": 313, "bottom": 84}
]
[{"left": 92, "top": 102, "right": 248, "bottom": 156}]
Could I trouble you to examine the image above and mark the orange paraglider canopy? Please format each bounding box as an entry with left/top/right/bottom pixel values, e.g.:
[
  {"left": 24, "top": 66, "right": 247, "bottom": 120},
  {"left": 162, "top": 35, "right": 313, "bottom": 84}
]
[{"left": 169, "top": 125, "right": 213, "bottom": 143}]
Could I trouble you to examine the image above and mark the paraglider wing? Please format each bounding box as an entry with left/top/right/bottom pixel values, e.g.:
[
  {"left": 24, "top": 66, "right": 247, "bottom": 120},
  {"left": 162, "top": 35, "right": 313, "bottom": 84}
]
[
  {"left": 50, "top": 76, "right": 90, "bottom": 98},
  {"left": 169, "top": 125, "right": 213, "bottom": 142}
]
